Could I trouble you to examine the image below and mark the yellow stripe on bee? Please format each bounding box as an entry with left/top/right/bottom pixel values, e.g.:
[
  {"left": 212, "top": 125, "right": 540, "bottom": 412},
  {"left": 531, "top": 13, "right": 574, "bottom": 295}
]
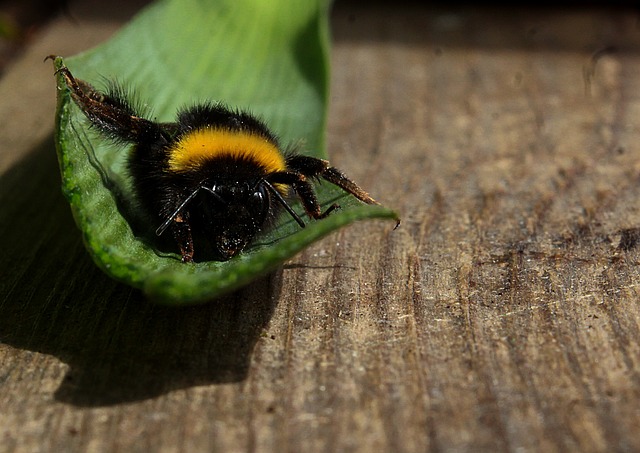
[{"left": 168, "top": 128, "right": 286, "bottom": 174}]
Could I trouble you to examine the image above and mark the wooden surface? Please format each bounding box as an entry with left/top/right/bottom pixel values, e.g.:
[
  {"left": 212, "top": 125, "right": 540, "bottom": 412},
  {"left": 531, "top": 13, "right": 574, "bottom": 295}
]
[{"left": 2, "top": 2, "right": 640, "bottom": 452}]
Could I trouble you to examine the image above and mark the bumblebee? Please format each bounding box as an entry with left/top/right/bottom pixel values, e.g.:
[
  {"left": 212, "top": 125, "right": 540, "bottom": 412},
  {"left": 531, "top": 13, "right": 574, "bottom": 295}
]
[{"left": 49, "top": 57, "right": 381, "bottom": 262}]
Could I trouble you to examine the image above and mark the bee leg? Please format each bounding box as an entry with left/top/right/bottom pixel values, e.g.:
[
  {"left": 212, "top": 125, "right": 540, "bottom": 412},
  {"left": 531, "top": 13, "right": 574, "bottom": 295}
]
[
  {"left": 267, "top": 171, "right": 339, "bottom": 220},
  {"left": 285, "top": 155, "right": 379, "bottom": 205},
  {"left": 171, "top": 216, "right": 195, "bottom": 263}
]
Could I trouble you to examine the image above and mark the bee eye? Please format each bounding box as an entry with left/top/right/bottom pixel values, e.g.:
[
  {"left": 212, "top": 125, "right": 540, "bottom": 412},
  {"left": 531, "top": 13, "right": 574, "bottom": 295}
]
[
  {"left": 251, "top": 184, "right": 269, "bottom": 213},
  {"left": 252, "top": 186, "right": 265, "bottom": 201}
]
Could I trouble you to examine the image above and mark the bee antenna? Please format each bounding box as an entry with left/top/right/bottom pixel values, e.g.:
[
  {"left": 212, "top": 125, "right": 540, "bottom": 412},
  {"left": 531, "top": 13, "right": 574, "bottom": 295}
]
[
  {"left": 262, "top": 180, "right": 305, "bottom": 228},
  {"left": 155, "top": 186, "right": 203, "bottom": 236}
]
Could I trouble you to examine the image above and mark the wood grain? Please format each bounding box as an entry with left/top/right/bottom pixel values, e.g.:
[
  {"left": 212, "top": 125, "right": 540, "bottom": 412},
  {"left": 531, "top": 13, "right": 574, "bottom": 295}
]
[{"left": 2, "top": 2, "right": 640, "bottom": 452}]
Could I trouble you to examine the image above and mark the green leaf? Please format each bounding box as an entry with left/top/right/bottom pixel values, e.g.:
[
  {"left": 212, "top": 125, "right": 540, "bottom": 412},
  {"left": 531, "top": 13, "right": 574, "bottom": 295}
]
[{"left": 51, "top": 0, "right": 399, "bottom": 305}]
